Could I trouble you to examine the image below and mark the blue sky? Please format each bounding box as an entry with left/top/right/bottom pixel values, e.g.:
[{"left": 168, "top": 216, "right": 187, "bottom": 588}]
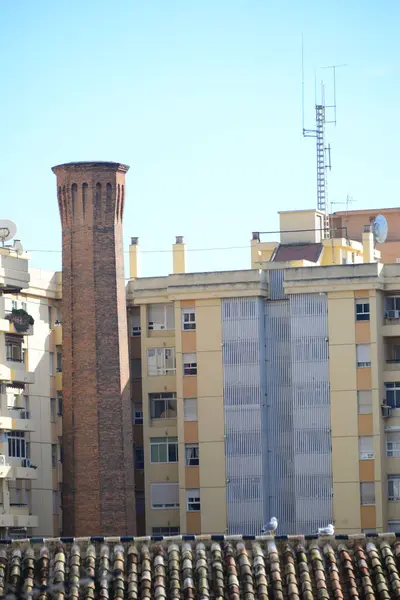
[{"left": 0, "top": 1, "right": 398, "bottom": 276}]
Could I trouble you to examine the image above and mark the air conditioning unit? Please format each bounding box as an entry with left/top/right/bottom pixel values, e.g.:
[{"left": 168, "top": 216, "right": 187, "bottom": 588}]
[
  {"left": 21, "top": 459, "right": 32, "bottom": 468},
  {"left": 382, "top": 404, "right": 393, "bottom": 418}
]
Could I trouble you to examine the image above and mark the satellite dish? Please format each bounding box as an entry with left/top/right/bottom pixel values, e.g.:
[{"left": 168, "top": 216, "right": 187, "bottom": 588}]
[
  {"left": 0, "top": 220, "right": 17, "bottom": 244},
  {"left": 373, "top": 214, "right": 388, "bottom": 244}
]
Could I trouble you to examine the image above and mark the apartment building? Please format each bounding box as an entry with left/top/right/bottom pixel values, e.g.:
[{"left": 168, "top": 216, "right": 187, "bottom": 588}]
[{"left": 126, "top": 209, "right": 400, "bottom": 537}]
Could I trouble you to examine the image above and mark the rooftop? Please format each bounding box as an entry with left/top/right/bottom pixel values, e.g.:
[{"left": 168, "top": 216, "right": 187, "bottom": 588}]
[
  {"left": 2, "top": 533, "right": 400, "bottom": 599},
  {"left": 51, "top": 161, "right": 129, "bottom": 173}
]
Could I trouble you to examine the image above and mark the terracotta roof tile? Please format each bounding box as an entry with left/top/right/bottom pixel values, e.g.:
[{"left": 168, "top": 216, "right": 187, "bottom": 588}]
[{"left": 1, "top": 535, "right": 400, "bottom": 599}]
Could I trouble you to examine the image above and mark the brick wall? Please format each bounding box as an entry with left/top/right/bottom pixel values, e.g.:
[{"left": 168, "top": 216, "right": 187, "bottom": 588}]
[{"left": 52, "top": 162, "right": 136, "bottom": 536}]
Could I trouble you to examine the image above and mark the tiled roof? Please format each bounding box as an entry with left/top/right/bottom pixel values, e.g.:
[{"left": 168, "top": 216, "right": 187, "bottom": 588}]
[
  {"left": 272, "top": 243, "right": 323, "bottom": 263},
  {"left": 1, "top": 534, "right": 400, "bottom": 599}
]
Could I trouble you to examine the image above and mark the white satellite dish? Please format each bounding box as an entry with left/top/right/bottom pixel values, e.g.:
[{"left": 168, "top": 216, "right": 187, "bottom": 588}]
[
  {"left": 373, "top": 214, "right": 388, "bottom": 245},
  {"left": 0, "top": 220, "right": 17, "bottom": 245}
]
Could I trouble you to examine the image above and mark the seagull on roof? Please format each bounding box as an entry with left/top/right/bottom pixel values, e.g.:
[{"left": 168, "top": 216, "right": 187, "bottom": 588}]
[
  {"left": 318, "top": 523, "right": 334, "bottom": 536},
  {"left": 262, "top": 517, "right": 278, "bottom": 534}
]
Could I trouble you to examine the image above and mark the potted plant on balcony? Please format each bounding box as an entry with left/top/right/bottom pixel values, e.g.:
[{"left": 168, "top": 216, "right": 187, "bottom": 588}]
[{"left": 6, "top": 309, "right": 34, "bottom": 333}]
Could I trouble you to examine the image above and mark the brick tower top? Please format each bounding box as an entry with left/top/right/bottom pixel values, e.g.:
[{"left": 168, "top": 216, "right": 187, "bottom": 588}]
[{"left": 52, "top": 161, "right": 130, "bottom": 229}]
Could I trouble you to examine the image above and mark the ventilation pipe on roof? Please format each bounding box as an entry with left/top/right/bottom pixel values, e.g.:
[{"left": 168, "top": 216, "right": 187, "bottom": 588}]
[{"left": 129, "top": 236, "right": 140, "bottom": 278}]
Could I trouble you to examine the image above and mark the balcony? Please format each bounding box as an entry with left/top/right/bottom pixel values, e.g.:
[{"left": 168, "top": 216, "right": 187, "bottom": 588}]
[
  {"left": 0, "top": 457, "right": 37, "bottom": 480},
  {"left": 0, "top": 361, "right": 34, "bottom": 385},
  {"left": 384, "top": 299, "right": 400, "bottom": 336},
  {"left": 0, "top": 251, "right": 30, "bottom": 294},
  {"left": 385, "top": 339, "right": 400, "bottom": 372},
  {"left": 0, "top": 319, "right": 33, "bottom": 336},
  {"left": 0, "top": 411, "right": 35, "bottom": 433}
]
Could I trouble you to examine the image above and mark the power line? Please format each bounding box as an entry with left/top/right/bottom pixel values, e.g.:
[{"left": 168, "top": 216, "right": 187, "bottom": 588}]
[{"left": 26, "top": 244, "right": 252, "bottom": 255}]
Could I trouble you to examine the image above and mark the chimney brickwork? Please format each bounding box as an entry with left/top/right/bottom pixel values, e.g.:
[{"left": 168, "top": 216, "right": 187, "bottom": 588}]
[{"left": 52, "top": 161, "right": 136, "bottom": 536}]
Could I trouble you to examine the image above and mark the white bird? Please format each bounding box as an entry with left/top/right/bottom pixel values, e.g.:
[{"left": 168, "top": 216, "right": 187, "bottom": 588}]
[
  {"left": 318, "top": 524, "right": 335, "bottom": 536},
  {"left": 262, "top": 517, "right": 278, "bottom": 534}
]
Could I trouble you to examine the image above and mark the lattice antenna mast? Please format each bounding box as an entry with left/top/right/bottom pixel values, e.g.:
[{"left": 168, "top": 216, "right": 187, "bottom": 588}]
[{"left": 302, "top": 38, "right": 346, "bottom": 235}]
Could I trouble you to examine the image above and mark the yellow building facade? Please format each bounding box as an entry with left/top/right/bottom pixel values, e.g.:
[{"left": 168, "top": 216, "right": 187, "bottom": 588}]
[{"left": 126, "top": 210, "right": 400, "bottom": 536}]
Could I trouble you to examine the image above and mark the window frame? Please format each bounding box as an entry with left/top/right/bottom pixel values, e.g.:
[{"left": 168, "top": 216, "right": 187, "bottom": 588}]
[
  {"left": 50, "top": 398, "right": 56, "bottom": 423},
  {"left": 385, "top": 382, "right": 400, "bottom": 409},
  {"left": 133, "top": 403, "right": 143, "bottom": 425},
  {"left": 183, "top": 353, "right": 197, "bottom": 376},
  {"left": 359, "top": 436, "right": 374, "bottom": 460},
  {"left": 8, "top": 431, "right": 27, "bottom": 459},
  {"left": 135, "top": 445, "right": 144, "bottom": 470},
  {"left": 184, "top": 398, "right": 198, "bottom": 422},
  {"left": 152, "top": 527, "right": 180, "bottom": 536},
  {"left": 387, "top": 432, "right": 400, "bottom": 458},
  {"left": 357, "top": 390, "right": 372, "bottom": 414},
  {"left": 388, "top": 475, "right": 400, "bottom": 502},
  {"left": 185, "top": 443, "right": 200, "bottom": 467},
  {"left": 186, "top": 488, "right": 201, "bottom": 512},
  {"left": 356, "top": 344, "right": 371, "bottom": 368},
  {"left": 355, "top": 300, "right": 370, "bottom": 322},
  {"left": 150, "top": 437, "right": 178, "bottom": 464},
  {"left": 51, "top": 444, "right": 57, "bottom": 469},
  {"left": 5, "top": 336, "right": 23, "bottom": 363},
  {"left": 182, "top": 308, "right": 196, "bottom": 331},
  {"left": 151, "top": 483, "right": 180, "bottom": 510},
  {"left": 147, "top": 348, "right": 176, "bottom": 376},
  {"left": 150, "top": 393, "right": 177, "bottom": 420},
  {"left": 148, "top": 303, "right": 175, "bottom": 331},
  {"left": 360, "top": 482, "right": 375, "bottom": 506}
]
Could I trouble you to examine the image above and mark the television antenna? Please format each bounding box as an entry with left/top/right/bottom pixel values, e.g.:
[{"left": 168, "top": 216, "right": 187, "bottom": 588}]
[
  {"left": 0, "top": 220, "right": 17, "bottom": 247},
  {"left": 301, "top": 36, "right": 347, "bottom": 236}
]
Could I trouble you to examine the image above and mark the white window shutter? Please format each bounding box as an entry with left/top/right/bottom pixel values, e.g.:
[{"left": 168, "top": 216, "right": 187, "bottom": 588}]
[
  {"left": 356, "top": 344, "right": 371, "bottom": 363},
  {"left": 184, "top": 398, "right": 197, "bottom": 421}
]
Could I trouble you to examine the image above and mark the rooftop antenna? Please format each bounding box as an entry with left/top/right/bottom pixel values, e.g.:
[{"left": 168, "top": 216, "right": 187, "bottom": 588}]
[{"left": 302, "top": 36, "right": 347, "bottom": 237}]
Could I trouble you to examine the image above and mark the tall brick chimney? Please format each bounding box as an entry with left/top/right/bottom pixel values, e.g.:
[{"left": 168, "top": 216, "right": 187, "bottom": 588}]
[{"left": 52, "top": 161, "right": 135, "bottom": 536}]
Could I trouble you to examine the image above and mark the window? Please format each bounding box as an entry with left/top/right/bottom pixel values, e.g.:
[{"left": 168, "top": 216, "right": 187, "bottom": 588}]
[
  {"left": 58, "top": 436, "right": 63, "bottom": 463},
  {"left": 359, "top": 436, "right": 374, "bottom": 460},
  {"left": 56, "top": 352, "right": 62, "bottom": 372},
  {"left": 57, "top": 391, "right": 63, "bottom": 416},
  {"left": 358, "top": 391, "right": 372, "bottom": 414},
  {"left": 360, "top": 482, "right": 375, "bottom": 506},
  {"left": 11, "top": 300, "right": 18, "bottom": 310},
  {"left": 388, "top": 520, "right": 400, "bottom": 533},
  {"left": 185, "top": 444, "right": 199, "bottom": 466},
  {"left": 148, "top": 303, "right": 174, "bottom": 331},
  {"left": 53, "top": 490, "right": 59, "bottom": 515},
  {"left": 184, "top": 398, "right": 198, "bottom": 421},
  {"left": 21, "top": 301, "right": 27, "bottom": 312},
  {"left": 48, "top": 306, "right": 53, "bottom": 328},
  {"left": 52, "top": 444, "right": 57, "bottom": 468},
  {"left": 362, "top": 529, "right": 377, "bottom": 535},
  {"left": 8, "top": 432, "right": 27, "bottom": 459},
  {"left": 133, "top": 404, "right": 143, "bottom": 425},
  {"left": 183, "top": 353, "right": 197, "bottom": 376},
  {"left": 186, "top": 488, "right": 201, "bottom": 512},
  {"left": 182, "top": 308, "right": 196, "bottom": 331},
  {"left": 388, "top": 475, "right": 400, "bottom": 502},
  {"left": 150, "top": 393, "right": 177, "bottom": 420},
  {"left": 356, "top": 300, "right": 370, "bottom": 321},
  {"left": 150, "top": 437, "right": 178, "bottom": 463},
  {"left": 387, "top": 432, "right": 400, "bottom": 457},
  {"left": 385, "top": 383, "right": 400, "bottom": 409},
  {"left": 356, "top": 344, "right": 371, "bottom": 368},
  {"left": 6, "top": 336, "right": 22, "bottom": 362},
  {"left": 342, "top": 257, "right": 347, "bottom": 264},
  {"left": 352, "top": 253, "right": 355, "bottom": 264},
  {"left": 130, "top": 309, "right": 141, "bottom": 337},
  {"left": 152, "top": 527, "right": 180, "bottom": 536},
  {"left": 131, "top": 358, "right": 142, "bottom": 380},
  {"left": 9, "top": 482, "right": 28, "bottom": 506},
  {"left": 151, "top": 483, "right": 179, "bottom": 509},
  {"left": 386, "top": 296, "right": 400, "bottom": 318},
  {"left": 147, "top": 348, "right": 176, "bottom": 376},
  {"left": 135, "top": 446, "right": 144, "bottom": 470},
  {"left": 50, "top": 398, "right": 56, "bottom": 423},
  {"left": 49, "top": 352, "right": 54, "bottom": 376}
]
